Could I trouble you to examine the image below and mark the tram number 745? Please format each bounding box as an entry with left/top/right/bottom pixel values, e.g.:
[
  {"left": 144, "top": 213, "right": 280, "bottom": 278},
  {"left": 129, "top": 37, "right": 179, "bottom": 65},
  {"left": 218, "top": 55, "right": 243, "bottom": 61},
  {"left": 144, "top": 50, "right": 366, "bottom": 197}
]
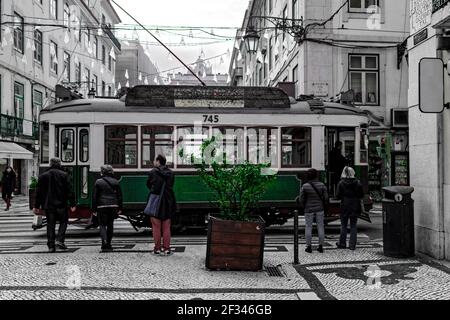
[{"left": 203, "top": 115, "right": 220, "bottom": 124}]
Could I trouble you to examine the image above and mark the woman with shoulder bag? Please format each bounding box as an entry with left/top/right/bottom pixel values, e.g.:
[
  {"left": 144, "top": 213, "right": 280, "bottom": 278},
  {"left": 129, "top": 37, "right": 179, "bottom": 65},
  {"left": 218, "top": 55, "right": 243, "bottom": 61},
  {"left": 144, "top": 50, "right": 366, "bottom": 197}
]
[
  {"left": 92, "top": 165, "right": 123, "bottom": 252},
  {"left": 299, "top": 169, "right": 329, "bottom": 254},
  {"left": 144, "top": 155, "right": 177, "bottom": 256}
]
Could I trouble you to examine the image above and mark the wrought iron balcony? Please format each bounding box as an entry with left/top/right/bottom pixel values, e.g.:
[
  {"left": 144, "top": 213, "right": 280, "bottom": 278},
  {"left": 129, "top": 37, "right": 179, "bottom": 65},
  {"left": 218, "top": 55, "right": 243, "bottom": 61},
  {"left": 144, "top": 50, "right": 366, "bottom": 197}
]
[
  {"left": 102, "top": 24, "right": 122, "bottom": 51},
  {"left": 0, "top": 114, "right": 39, "bottom": 140},
  {"left": 433, "top": 0, "right": 450, "bottom": 13}
]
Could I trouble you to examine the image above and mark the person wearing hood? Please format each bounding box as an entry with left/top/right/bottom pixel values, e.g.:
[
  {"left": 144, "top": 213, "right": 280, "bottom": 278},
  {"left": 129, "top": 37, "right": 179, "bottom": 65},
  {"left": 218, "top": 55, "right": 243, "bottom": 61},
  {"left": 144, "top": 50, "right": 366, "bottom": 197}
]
[
  {"left": 145, "top": 154, "right": 177, "bottom": 256},
  {"left": 1, "top": 166, "right": 17, "bottom": 211},
  {"left": 92, "top": 165, "right": 123, "bottom": 252},
  {"left": 336, "top": 166, "right": 364, "bottom": 251}
]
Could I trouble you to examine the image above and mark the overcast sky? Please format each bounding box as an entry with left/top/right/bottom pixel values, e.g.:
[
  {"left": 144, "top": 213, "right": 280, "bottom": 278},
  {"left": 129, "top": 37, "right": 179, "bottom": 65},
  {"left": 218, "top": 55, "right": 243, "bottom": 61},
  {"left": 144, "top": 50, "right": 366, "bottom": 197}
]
[{"left": 112, "top": 0, "right": 250, "bottom": 79}]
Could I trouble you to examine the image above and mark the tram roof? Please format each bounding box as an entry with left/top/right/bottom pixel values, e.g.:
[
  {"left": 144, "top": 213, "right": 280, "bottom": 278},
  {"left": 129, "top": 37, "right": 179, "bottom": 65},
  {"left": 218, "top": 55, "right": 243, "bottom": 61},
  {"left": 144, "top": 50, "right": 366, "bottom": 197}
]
[{"left": 42, "top": 86, "right": 370, "bottom": 117}]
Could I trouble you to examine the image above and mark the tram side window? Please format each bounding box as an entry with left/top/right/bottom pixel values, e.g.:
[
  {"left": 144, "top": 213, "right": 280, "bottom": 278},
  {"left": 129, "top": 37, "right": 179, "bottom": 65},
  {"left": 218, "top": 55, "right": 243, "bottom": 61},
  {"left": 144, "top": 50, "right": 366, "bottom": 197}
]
[
  {"left": 247, "top": 128, "right": 277, "bottom": 166},
  {"left": 282, "top": 127, "right": 311, "bottom": 168},
  {"left": 177, "top": 126, "right": 209, "bottom": 167},
  {"left": 142, "top": 126, "right": 174, "bottom": 167},
  {"left": 105, "top": 126, "right": 138, "bottom": 168},
  {"left": 79, "top": 129, "right": 89, "bottom": 163},
  {"left": 40, "top": 122, "right": 50, "bottom": 164},
  {"left": 212, "top": 127, "right": 245, "bottom": 165},
  {"left": 61, "top": 129, "right": 74, "bottom": 163}
]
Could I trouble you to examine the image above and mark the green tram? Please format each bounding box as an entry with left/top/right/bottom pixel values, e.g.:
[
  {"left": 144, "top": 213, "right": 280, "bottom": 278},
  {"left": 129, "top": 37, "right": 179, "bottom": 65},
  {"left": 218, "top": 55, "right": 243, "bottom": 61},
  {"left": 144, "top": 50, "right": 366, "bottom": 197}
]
[{"left": 34, "top": 85, "right": 372, "bottom": 230}]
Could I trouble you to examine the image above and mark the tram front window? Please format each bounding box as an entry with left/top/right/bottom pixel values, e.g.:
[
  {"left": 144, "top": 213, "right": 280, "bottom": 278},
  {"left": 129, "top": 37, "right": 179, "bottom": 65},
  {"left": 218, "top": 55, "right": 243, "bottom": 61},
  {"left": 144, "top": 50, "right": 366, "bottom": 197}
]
[
  {"left": 61, "top": 129, "right": 74, "bottom": 163},
  {"left": 105, "top": 126, "right": 138, "bottom": 168}
]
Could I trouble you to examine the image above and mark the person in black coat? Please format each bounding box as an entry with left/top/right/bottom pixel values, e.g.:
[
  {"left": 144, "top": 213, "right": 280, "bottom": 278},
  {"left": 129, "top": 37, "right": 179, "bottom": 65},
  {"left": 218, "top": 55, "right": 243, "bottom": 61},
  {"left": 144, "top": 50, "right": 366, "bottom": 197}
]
[
  {"left": 146, "top": 154, "right": 176, "bottom": 255},
  {"left": 328, "top": 141, "right": 349, "bottom": 195},
  {"left": 336, "top": 166, "right": 364, "bottom": 251},
  {"left": 1, "top": 166, "right": 17, "bottom": 211},
  {"left": 34, "top": 158, "right": 76, "bottom": 253},
  {"left": 92, "top": 165, "right": 123, "bottom": 252}
]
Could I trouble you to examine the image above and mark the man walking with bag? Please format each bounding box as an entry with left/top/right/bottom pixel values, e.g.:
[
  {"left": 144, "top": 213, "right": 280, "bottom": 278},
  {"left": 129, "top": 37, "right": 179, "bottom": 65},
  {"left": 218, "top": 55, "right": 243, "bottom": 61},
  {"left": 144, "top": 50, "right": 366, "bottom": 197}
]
[
  {"left": 144, "top": 155, "right": 176, "bottom": 256},
  {"left": 33, "top": 158, "right": 76, "bottom": 253}
]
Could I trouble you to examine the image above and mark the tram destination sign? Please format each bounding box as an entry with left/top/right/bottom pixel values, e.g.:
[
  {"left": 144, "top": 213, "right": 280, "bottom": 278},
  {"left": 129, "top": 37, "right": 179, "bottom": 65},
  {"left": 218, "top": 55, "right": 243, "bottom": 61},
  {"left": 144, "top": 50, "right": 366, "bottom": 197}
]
[{"left": 125, "top": 86, "right": 291, "bottom": 109}]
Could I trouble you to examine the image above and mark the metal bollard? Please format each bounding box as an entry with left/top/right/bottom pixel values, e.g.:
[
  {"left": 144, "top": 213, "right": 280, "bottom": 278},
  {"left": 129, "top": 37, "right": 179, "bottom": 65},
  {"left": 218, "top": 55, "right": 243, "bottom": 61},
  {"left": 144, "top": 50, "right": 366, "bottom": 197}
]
[{"left": 294, "top": 209, "right": 299, "bottom": 265}]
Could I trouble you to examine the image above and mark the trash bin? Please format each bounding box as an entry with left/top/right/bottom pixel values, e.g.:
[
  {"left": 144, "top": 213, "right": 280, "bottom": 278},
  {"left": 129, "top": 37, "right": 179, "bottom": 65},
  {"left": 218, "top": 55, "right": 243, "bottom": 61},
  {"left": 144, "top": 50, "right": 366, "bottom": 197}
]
[{"left": 382, "top": 186, "right": 415, "bottom": 258}]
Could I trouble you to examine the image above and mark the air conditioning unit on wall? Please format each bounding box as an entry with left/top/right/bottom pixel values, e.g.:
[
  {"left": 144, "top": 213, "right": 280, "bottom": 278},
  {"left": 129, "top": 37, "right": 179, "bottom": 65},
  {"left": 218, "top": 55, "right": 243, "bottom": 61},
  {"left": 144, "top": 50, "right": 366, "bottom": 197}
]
[{"left": 391, "top": 108, "right": 409, "bottom": 128}]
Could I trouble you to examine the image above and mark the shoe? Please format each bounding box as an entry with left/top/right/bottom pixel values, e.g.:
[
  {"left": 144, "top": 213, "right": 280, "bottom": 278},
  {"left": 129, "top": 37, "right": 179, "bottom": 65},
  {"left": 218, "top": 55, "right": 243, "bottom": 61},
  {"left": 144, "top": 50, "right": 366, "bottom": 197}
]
[
  {"left": 349, "top": 247, "right": 356, "bottom": 251},
  {"left": 305, "top": 246, "right": 312, "bottom": 254},
  {"left": 336, "top": 242, "right": 346, "bottom": 249},
  {"left": 48, "top": 247, "right": 56, "bottom": 253},
  {"left": 164, "top": 250, "right": 173, "bottom": 256},
  {"left": 153, "top": 250, "right": 161, "bottom": 255},
  {"left": 56, "top": 242, "right": 68, "bottom": 250},
  {"left": 317, "top": 245, "right": 324, "bottom": 253}
]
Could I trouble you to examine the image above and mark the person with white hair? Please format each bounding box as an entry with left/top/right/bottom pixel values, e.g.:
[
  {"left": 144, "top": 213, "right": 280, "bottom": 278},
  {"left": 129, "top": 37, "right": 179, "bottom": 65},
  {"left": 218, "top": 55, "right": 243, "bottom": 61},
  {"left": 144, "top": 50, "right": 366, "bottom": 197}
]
[
  {"left": 92, "top": 165, "right": 123, "bottom": 252},
  {"left": 336, "top": 166, "right": 364, "bottom": 251}
]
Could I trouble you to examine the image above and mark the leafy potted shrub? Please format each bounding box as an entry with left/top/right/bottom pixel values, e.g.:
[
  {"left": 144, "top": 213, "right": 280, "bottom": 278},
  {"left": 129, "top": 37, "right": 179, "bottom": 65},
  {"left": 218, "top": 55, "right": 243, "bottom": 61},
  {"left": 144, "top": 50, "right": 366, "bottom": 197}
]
[
  {"left": 28, "top": 176, "right": 38, "bottom": 210},
  {"left": 192, "top": 138, "right": 276, "bottom": 271}
]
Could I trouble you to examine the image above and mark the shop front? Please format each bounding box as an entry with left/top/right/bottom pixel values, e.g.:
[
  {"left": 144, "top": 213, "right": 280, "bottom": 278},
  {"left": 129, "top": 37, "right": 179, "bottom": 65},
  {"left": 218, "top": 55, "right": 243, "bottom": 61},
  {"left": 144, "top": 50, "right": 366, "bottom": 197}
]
[{"left": 0, "top": 142, "right": 34, "bottom": 195}]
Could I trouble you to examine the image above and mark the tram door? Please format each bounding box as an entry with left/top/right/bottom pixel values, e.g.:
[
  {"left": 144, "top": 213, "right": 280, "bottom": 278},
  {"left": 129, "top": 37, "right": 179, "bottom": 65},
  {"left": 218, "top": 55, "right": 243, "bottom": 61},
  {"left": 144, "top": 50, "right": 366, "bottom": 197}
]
[
  {"left": 325, "top": 127, "right": 356, "bottom": 197},
  {"left": 58, "top": 127, "right": 90, "bottom": 210}
]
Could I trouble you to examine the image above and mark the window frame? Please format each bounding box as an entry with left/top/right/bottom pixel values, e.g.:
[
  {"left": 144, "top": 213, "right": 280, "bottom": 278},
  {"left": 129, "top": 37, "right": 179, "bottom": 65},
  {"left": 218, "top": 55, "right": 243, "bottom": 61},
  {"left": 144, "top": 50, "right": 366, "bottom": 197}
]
[
  {"left": 60, "top": 128, "right": 75, "bottom": 163},
  {"left": 141, "top": 126, "right": 175, "bottom": 168},
  {"left": 32, "top": 89, "right": 43, "bottom": 123},
  {"left": 50, "top": 41, "right": 58, "bottom": 74},
  {"left": 79, "top": 128, "right": 89, "bottom": 163},
  {"left": 246, "top": 126, "right": 278, "bottom": 166},
  {"left": 281, "top": 127, "right": 312, "bottom": 169},
  {"left": 14, "top": 82, "right": 24, "bottom": 119},
  {"left": 104, "top": 125, "right": 139, "bottom": 169},
  {"left": 34, "top": 29, "right": 43, "bottom": 64},
  {"left": 13, "top": 12, "right": 24, "bottom": 54},
  {"left": 348, "top": 54, "right": 380, "bottom": 106},
  {"left": 348, "top": 0, "right": 380, "bottom": 13},
  {"left": 176, "top": 125, "right": 210, "bottom": 168}
]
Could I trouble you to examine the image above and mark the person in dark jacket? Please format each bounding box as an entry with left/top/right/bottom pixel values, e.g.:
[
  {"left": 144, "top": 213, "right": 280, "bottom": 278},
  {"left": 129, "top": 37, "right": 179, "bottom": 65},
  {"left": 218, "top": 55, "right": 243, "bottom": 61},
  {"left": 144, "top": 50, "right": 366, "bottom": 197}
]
[
  {"left": 1, "top": 167, "right": 17, "bottom": 211},
  {"left": 92, "top": 165, "right": 123, "bottom": 252},
  {"left": 146, "top": 154, "right": 176, "bottom": 256},
  {"left": 299, "top": 169, "right": 329, "bottom": 254},
  {"left": 328, "top": 141, "right": 348, "bottom": 195},
  {"left": 336, "top": 166, "right": 364, "bottom": 251},
  {"left": 33, "top": 158, "right": 76, "bottom": 253}
]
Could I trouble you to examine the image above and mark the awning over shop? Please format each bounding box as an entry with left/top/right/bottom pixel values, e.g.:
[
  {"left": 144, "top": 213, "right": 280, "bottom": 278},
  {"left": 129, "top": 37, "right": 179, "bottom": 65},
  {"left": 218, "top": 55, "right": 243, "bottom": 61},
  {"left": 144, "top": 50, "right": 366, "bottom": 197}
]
[{"left": 0, "top": 142, "right": 33, "bottom": 160}]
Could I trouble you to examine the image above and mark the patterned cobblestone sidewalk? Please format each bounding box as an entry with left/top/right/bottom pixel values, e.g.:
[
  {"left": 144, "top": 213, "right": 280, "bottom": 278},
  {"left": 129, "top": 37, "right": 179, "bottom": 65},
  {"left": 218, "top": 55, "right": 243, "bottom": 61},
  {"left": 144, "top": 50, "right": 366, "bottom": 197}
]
[{"left": 0, "top": 242, "right": 449, "bottom": 300}]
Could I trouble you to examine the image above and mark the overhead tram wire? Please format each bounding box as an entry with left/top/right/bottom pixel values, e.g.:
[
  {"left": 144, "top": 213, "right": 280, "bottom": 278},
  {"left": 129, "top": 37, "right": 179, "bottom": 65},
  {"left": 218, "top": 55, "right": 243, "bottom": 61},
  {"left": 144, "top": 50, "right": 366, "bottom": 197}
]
[{"left": 109, "top": 0, "right": 206, "bottom": 87}]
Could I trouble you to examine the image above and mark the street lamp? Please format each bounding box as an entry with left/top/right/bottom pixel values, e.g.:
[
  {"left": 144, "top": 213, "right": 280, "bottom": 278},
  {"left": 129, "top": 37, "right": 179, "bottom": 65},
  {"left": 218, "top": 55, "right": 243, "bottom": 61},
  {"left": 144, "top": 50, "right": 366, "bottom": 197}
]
[
  {"left": 88, "top": 88, "right": 96, "bottom": 99},
  {"left": 243, "top": 25, "right": 260, "bottom": 55}
]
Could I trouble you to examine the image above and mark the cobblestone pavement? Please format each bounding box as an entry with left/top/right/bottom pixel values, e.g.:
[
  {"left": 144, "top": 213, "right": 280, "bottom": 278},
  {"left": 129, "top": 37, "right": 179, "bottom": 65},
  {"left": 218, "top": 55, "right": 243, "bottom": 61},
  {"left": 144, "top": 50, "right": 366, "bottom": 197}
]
[{"left": 0, "top": 197, "right": 449, "bottom": 300}]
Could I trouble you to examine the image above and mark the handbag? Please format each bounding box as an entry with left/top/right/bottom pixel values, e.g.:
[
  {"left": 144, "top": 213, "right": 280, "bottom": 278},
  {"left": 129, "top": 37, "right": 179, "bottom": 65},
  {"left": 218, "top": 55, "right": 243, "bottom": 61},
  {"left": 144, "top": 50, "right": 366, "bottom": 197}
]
[
  {"left": 308, "top": 182, "right": 329, "bottom": 213},
  {"left": 144, "top": 181, "right": 166, "bottom": 218}
]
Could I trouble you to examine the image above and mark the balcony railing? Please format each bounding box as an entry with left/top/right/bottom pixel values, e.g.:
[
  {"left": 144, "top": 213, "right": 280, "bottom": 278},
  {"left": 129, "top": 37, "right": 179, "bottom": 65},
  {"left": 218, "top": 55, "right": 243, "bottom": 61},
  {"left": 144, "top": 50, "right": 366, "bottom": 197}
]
[
  {"left": 433, "top": 0, "right": 450, "bottom": 13},
  {"left": 0, "top": 114, "right": 39, "bottom": 140},
  {"left": 102, "top": 24, "right": 122, "bottom": 51}
]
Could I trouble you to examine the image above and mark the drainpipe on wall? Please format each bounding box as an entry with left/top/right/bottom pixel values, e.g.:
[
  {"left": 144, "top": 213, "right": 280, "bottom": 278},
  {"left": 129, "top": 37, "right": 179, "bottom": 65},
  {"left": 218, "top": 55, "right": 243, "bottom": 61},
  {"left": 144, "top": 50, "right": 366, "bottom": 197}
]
[{"left": 437, "top": 45, "right": 446, "bottom": 259}]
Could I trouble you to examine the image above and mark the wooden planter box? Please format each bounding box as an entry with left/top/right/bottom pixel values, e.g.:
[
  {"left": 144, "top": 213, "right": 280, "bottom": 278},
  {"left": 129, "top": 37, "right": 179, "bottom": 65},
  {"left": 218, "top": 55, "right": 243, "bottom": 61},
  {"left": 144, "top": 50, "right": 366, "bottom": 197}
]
[{"left": 206, "top": 216, "right": 265, "bottom": 271}]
